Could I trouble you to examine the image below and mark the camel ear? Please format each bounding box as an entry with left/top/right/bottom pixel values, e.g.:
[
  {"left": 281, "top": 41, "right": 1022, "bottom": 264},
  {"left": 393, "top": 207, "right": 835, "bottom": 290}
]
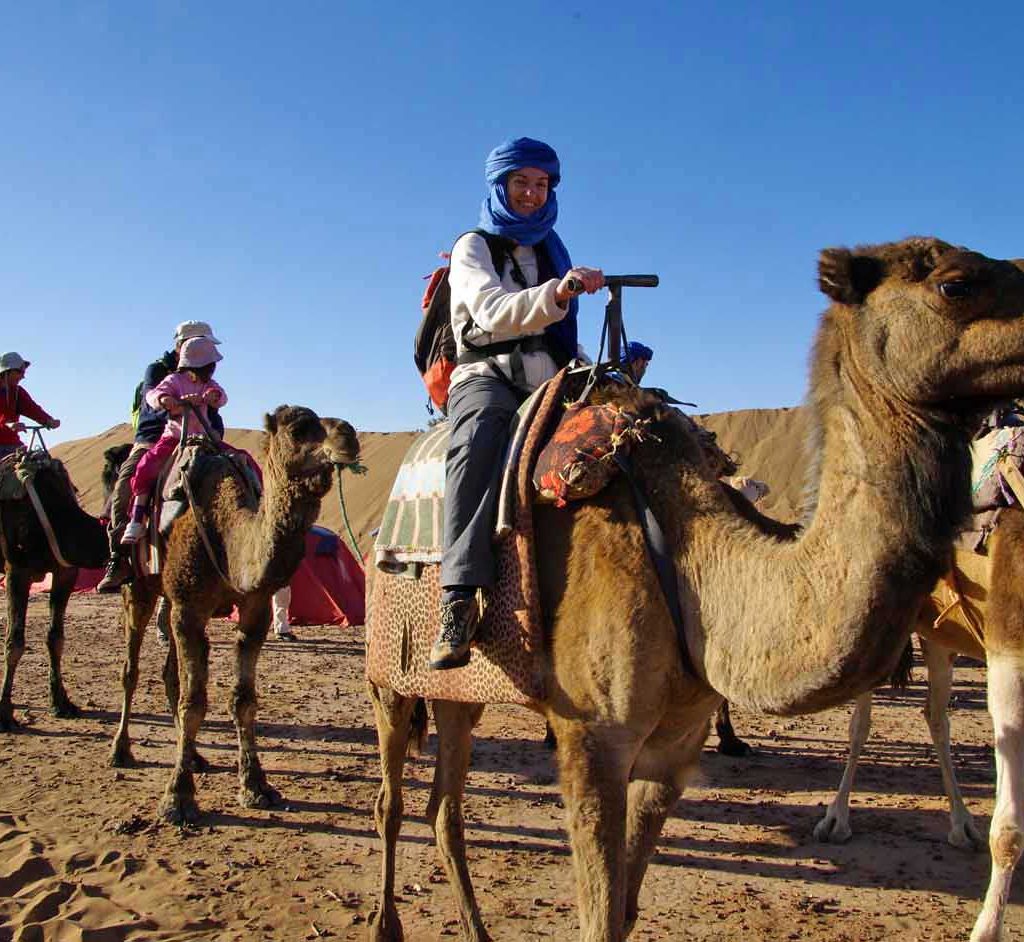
[
  {"left": 818, "top": 248, "right": 885, "bottom": 305},
  {"left": 264, "top": 411, "right": 278, "bottom": 434}
]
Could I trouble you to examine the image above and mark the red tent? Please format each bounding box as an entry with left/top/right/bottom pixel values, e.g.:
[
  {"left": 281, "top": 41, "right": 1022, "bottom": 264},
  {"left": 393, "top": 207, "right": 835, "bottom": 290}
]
[{"left": 286, "top": 526, "right": 365, "bottom": 627}]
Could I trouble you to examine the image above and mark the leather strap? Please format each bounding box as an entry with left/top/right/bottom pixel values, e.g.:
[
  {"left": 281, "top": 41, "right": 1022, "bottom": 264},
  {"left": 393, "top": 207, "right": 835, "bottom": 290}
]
[{"left": 612, "top": 451, "right": 698, "bottom": 678}]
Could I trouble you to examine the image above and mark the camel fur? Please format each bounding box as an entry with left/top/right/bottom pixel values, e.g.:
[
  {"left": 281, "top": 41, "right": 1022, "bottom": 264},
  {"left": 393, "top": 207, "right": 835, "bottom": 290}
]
[
  {"left": 109, "top": 405, "right": 359, "bottom": 825},
  {"left": 365, "top": 238, "right": 1024, "bottom": 942},
  {"left": 0, "top": 455, "right": 108, "bottom": 729}
]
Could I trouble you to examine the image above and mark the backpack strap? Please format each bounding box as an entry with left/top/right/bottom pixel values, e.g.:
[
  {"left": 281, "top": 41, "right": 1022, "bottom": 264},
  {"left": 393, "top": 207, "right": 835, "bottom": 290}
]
[{"left": 455, "top": 229, "right": 552, "bottom": 386}]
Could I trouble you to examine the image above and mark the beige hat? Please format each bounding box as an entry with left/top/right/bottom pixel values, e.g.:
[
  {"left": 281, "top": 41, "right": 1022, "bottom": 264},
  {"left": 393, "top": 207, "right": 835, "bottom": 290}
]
[
  {"left": 0, "top": 352, "right": 30, "bottom": 373},
  {"left": 173, "top": 320, "right": 222, "bottom": 345},
  {"left": 178, "top": 337, "right": 223, "bottom": 369}
]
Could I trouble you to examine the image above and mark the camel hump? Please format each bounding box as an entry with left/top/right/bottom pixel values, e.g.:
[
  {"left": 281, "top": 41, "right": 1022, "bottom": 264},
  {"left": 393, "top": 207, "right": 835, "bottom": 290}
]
[{"left": 160, "top": 440, "right": 262, "bottom": 505}]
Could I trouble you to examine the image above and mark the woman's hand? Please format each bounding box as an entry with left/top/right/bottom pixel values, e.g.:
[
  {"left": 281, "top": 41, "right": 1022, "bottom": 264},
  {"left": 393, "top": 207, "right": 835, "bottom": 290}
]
[
  {"left": 555, "top": 267, "right": 605, "bottom": 305},
  {"left": 202, "top": 388, "right": 220, "bottom": 405}
]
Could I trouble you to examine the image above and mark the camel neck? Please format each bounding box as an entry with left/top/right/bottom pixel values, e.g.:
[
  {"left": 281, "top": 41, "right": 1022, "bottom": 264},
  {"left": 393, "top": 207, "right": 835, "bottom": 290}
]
[
  {"left": 686, "top": 394, "right": 968, "bottom": 716},
  {"left": 221, "top": 469, "right": 326, "bottom": 596}
]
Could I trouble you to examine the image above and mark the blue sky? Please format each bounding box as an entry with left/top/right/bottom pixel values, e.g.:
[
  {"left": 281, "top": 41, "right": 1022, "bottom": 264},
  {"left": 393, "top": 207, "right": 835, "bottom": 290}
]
[{"left": 3, "top": 2, "right": 1023, "bottom": 446}]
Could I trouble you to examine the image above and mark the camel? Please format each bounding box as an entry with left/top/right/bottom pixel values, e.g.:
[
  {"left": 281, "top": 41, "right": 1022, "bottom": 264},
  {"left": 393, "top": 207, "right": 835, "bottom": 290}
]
[
  {"left": 0, "top": 451, "right": 108, "bottom": 730},
  {"left": 366, "top": 239, "right": 1024, "bottom": 942},
  {"left": 109, "top": 405, "right": 359, "bottom": 825},
  {"left": 814, "top": 518, "right": 1024, "bottom": 942}
]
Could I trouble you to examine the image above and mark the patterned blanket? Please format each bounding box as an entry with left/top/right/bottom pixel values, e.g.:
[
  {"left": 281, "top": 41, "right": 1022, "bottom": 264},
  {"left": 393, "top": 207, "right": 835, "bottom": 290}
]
[
  {"left": 372, "top": 422, "right": 451, "bottom": 572},
  {"left": 366, "top": 372, "right": 569, "bottom": 704}
]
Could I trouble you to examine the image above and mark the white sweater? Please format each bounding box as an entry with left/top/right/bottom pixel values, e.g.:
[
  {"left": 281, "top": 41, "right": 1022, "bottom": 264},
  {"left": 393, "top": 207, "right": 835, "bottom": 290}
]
[{"left": 447, "top": 232, "right": 567, "bottom": 393}]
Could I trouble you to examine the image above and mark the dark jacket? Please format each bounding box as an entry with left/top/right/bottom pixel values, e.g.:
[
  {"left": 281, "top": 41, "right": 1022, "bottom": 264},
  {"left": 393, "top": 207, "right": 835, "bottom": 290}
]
[{"left": 135, "top": 350, "right": 224, "bottom": 444}]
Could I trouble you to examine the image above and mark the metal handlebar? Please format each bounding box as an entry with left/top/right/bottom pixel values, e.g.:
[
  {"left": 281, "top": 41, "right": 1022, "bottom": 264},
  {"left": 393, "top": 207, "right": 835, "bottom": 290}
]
[{"left": 566, "top": 273, "right": 659, "bottom": 294}]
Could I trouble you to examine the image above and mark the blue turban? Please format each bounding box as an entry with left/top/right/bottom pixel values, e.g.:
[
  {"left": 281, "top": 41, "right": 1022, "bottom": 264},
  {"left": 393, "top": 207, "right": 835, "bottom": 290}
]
[
  {"left": 477, "top": 137, "right": 577, "bottom": 362},
  {"left": 621, "top": 341, "right": 654, "bottom": 364}
]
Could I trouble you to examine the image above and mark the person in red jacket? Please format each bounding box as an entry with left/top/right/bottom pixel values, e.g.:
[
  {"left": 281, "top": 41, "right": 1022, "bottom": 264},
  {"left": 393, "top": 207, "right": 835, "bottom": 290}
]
[{"left": 0, "top": 352, "right": 60, "bottom": 459}]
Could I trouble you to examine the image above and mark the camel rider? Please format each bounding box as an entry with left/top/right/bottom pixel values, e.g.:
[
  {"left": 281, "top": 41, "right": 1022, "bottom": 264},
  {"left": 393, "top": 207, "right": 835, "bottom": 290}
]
[
  {"left": 622, "top": 341, "right": 653, "bottom": 383},
  {"left": 429, "top": 137, "right": 604, "bottom": 670},
  {"left": 96, "top": 321, "right": 224, "bottom": 592},
  {"left": 0, "top": 352, "right": 60, "bottom": 460}
]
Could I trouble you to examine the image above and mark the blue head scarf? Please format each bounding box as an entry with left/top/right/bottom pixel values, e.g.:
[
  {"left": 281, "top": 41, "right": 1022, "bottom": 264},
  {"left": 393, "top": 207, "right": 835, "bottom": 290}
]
[
  {"left": 621, "top": 341, "right": 654, "bottom": 364},
  {"left": 477, "top": 137, "right": 577, "bottom": 362}
]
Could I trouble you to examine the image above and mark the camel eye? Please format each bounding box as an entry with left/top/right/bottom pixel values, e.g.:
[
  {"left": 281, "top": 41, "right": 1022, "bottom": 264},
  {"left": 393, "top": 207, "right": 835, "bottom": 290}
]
[{"left": 939, "top": 280, "right": 973, "bottom": 300}]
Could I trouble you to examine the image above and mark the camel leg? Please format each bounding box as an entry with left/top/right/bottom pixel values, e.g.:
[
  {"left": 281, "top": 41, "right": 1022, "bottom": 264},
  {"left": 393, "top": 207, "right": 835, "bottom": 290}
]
[
  {"left": 157, "top": 606, "right": 209, "bottom": 824},
  {"left": 623, "top": 726, "right": 707, "bottom": 936},
  {"left": 427, "top": 700, "right": 490, "bottom": 942},
  {"left": 110, "top": 581, "right": 158, "bottom": 766},
  {"left": 813, "top": 691, "right": 873, "bottom": 843},
  {"left": 366, "top": 683, "right": 418, "bottom": 942},
  {"left": 919, "top": 637, "right": 983, "bottom": 850},
  {"left": 0, "top": 567, "right": 30, "bottom": 731},
  {"left": 45, "top": 566, "right": 79, "bottom": 718},
  {"left": 714, "top": 701, "right": 752, "bottom": 757},
  {"left": 159, "top": 612, "right": 210, "bottom": 774},
  {"left": 970, "top": 654, "right": 1024, "bottom": 942},
  {"left": 554, "top": 718, "right": 635, "bottom": 942},
  {"left": 232, "top": 601, "right": 279, "bottom": 809}
]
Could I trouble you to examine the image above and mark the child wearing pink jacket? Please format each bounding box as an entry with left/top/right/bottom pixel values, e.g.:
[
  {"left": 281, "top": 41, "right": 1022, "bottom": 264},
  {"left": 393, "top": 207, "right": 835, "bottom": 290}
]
[{"left": 121, "top": 336, "right": 226, "bottom": 544}]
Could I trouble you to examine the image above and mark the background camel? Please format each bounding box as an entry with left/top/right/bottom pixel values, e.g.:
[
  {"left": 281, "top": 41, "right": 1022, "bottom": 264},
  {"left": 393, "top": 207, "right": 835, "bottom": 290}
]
[
  {"left": 0, "top": 453, "right": 108, "bottom": 730},
  {"left": 814, "top": 511, "right": 1023, "bottom": 942},
  {"left": 109, "top": 405, "right": 359, "bottom": 825},
  {"left": 366, "top": 239, "right": 1024, "bottom": 942}
]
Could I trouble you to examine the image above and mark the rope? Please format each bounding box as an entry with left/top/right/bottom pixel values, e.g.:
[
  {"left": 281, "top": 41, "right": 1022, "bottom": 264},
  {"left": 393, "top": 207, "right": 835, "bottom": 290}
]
[
  {"left": 335, "top": 461, "right": 367, "bottom": 570},
  {"left": 182, "top": 469, "right": 240, "bottom": 593}
]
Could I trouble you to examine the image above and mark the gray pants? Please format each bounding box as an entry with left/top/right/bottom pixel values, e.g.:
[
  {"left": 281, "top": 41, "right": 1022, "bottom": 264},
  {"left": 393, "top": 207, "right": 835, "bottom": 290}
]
[
  {"left": 108, "top": 441, "right": 150, "bottom": 552},
  {"left": 441, "top": 375, "right": 524, "bottom": 590}
]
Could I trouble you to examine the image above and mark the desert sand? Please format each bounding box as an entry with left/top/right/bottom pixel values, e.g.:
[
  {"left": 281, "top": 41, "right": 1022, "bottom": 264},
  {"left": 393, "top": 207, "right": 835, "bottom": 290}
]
[{"left": 0, "top": 409, "right": 1019, "bottom": 940}]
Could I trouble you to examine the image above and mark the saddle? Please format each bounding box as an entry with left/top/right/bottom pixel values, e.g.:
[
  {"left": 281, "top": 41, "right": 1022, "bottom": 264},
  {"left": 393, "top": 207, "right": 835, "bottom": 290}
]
[
  {"left": 0, "top": 450, "right": 74, "bottom": 503},
  {"left": 141, "top": 438, "right": 261, "bottom": 574},
  {"left": 366, "top": 370, "right": 709, "bottom": 705}
]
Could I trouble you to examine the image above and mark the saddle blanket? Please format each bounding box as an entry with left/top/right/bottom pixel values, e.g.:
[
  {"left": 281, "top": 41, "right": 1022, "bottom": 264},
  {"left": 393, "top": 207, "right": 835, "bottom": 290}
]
[{"left": 366, "top": 373, "right": 571, "bottom": 704}]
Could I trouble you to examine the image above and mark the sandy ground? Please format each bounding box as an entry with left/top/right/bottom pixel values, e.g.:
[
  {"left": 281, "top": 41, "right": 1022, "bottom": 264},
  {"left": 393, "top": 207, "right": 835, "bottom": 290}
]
[{"left": 0, "top": 592, "right": 1020, "bottom": 942}]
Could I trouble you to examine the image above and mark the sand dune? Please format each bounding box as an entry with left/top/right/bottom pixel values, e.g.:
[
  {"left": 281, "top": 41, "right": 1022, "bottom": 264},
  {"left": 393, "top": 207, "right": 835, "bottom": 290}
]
[{"left": 51, "top": 405, "right": 808, "bottom": 558}]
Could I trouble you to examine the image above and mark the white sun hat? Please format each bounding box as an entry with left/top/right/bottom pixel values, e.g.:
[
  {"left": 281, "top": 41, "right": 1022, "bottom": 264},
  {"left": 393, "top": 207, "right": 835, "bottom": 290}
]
[
  {"left": 178, "top": 337, "right": 224, "bottom": 369},
  {"left": 0, "top": 352, "right": 30, "bottom": 373},
  {"left": 173, "top": 320, "right": 222, "bottom": 345}
]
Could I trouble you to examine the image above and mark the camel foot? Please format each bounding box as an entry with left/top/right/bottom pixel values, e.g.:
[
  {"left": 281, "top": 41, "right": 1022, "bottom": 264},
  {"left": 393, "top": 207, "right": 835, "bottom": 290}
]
[
  {"left": 813, "top": 814, "right": 852, "bottom": 844},
  {"left": 948, "top": 817, "right": 984, "bottom": 852},
  {"left": 716, "top": 737, "right": 753, "bottom": 757},
  {"left": 238, "top": 781, "right": 281, "bottom": 810},
  {"left": 187, "top": 749, "right": 211, "bottom": 774},
  {"left": 109, "top": 740, "right": 135, "bottom": 768},
  {"left": 366, "top": 906, "right": 404, "bottom": 942},
  {"left": 158, "top": 793, "right": 201, "bottom": 826},
  {"left": 50, "top": 698, "right": 81, "bottom": 719}
]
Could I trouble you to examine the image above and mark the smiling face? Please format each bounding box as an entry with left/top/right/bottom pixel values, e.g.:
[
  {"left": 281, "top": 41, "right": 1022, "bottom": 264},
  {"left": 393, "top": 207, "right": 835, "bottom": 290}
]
[{"left": 506, "top": 167, "right": 550, "bottom": 217}]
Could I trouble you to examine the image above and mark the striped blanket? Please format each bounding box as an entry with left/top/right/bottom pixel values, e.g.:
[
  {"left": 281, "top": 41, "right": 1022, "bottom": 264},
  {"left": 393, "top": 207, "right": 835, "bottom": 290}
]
[{"left": 374, "top": 422, "right": 450, "bottom": 572}]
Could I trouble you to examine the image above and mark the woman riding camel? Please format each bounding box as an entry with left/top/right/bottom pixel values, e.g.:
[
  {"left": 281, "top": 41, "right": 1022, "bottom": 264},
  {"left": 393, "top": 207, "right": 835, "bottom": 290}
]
[
  {"left": 0, "top": 352, "right": 60, "bottom": 460},
  {"left": 429, "top": 136, "right": 604, "bottom": 670}
]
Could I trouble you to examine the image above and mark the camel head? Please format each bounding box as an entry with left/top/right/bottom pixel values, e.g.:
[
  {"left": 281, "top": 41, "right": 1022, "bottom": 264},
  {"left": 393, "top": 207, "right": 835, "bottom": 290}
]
[
  {"left": 812, "top": 237, "right": 1024, "bottom": 412},
  {"left": 262, "top": 405, "right": 360, "bottom": 498},
  {"left": 102, "top": 443, "right": 133, "bottom": 500},
  {"left": 318, "top": 417, "right": 360, "bottom": 468}
]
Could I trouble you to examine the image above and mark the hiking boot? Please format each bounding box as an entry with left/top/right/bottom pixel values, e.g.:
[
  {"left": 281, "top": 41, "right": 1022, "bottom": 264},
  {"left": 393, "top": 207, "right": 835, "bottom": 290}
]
[
  {"left": 429, "top": 595, "right": 480, "bottom": 670},
  {"left": 121, "top": 520, "right": 146, "bottom": 545},
  {"left": 275, "top": 627, "right": 297, "bottom": 641},
  {"left": 96, "top": 552, "right": 132, "bottom": 593}
]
